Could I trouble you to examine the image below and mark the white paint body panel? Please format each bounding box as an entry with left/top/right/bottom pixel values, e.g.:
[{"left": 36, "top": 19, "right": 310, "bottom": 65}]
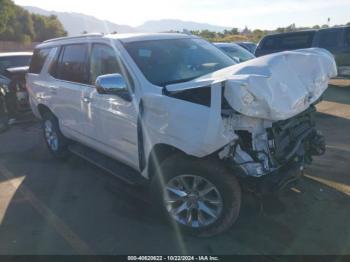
[{"left": 26, "top": 34, "right": 337, "bottom": 179}]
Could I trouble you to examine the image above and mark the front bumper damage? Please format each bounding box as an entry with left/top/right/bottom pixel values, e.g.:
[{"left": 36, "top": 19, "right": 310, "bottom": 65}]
[
  {"left": 142, "top": 48, "right": 336, "bottom": 191},
  {"left": 219, "top": 106, "right": 326, "bottom": 193}
]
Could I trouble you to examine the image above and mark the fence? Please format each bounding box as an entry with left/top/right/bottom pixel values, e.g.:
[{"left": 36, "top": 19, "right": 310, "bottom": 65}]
[{"left": 0, "top": 41, "right": 39, "bottom": 52}]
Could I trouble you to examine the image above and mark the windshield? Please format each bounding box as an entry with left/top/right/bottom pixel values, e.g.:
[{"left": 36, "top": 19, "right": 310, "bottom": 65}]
[
  {"left": 218, "top": 45, "right": 255, "bottom": 62},
  {"left": 0, "top": 56, "right": 32, "bottom": 75},
  {"left": 123, "top": 38, "right": 235, "bottom": 86}
]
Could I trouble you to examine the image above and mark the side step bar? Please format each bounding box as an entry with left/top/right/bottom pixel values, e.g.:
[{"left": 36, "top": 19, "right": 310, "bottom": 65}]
[{"left": 68, "top": 143, "right": 147, "bottom": 186}]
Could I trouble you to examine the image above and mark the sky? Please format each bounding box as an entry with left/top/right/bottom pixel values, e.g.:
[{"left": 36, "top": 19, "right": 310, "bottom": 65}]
[{"left": 13, "top": 0, "right": 350, "bottom": 30}]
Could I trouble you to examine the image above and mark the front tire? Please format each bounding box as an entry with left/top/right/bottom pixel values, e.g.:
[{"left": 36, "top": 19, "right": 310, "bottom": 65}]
[
  {"left": 151, "top": 154, "right": 241, "bottom": 237},
  {"left": 42, "top": 112, "right": 69, "bottom": 158}
]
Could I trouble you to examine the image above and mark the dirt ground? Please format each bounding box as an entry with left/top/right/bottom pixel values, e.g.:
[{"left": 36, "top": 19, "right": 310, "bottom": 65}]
[{"left": 0, "top": 85, "right": 349, "bottom": 255}]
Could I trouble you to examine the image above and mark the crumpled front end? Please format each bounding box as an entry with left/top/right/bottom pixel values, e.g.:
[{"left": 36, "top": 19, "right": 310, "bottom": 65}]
[
  {"left": 143, "top": 48, "right": 335, "bottom": 186},
  {"left": 219, "top": 105, "right": 325, "bottom": 178}
]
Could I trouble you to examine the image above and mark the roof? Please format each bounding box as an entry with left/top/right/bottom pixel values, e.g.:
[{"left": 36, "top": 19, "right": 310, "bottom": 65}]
[
  {"left": 109, "top": 33, "right": 194, "bottom": 43},
  {"left": 264, "top": 25, "right": 350, "bottom": 38},
  {"left": 0, "top": 52, "right": 32, "bottom": 57},
  {"left": 266, "top": 29, "right": 317, "bottom": 37},
  {"left": 38, "top": 33, "right": 194, "bottom": 48}
]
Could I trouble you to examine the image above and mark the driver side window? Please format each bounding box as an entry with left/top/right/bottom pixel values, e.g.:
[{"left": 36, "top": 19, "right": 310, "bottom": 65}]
[{"left": 90, "top": 44, "right": 133, "bottom": 91}]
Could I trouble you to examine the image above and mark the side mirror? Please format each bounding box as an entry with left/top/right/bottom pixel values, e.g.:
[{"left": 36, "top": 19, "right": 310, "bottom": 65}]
[{"left": 95, "top": 73, "right": 131, "bottom": 101}]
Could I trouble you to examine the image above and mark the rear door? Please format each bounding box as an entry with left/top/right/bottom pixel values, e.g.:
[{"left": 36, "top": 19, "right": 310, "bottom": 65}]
[{"left": 49, "top": 43, "right": 91, "bottom": 138}]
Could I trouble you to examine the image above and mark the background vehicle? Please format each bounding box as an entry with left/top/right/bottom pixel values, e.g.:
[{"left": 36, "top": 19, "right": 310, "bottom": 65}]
[
  {"left": 235, "top": 41, "right": 257, "bottom": 54},
  {"left": 214, "top": 42, "right": 255, "bottom": 63},
  {"left": 255, "top": 26, "right": 350, "bottom": 78},
  {"left": 27, "top": 33, "right": 335, "bottom": 237},
  {"left": 0, "top": 52, "right": 32, "bottom": 131}
]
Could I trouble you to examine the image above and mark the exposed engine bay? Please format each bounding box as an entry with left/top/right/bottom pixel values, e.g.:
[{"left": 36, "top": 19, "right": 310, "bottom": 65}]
[{"left": 219, "top": 105, "right": 325, "bottom": 178}]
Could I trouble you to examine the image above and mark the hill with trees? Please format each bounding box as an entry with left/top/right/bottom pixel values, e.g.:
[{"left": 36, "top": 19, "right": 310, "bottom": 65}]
[
  {"left": 0, "top": 0, "right": 67, "bottom": 43},
  {"left": 190, "top": 22, "right": 350, "bottom": 43}
]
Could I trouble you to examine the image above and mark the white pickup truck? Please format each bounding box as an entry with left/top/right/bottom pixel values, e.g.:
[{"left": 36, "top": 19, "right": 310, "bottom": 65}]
[{"left": 27, "top": 33, "right": 337, "bottom": 236}]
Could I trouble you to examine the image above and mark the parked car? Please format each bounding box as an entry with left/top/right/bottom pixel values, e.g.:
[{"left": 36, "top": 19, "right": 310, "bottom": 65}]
[
  {"left": 27, "top": 33, "right": 336, "bottom": 236},
  {"left": 235, "top": 41, "right": 257, "bottom": 54},
  {"left": 0, "top": 52, "right": 32, "bottom": 132},
  {"left": 214, "top": 42, "right": 255, "bottom": 63},
  {"left": 255, "top": 26, "right": 350, "bottom": 78}
]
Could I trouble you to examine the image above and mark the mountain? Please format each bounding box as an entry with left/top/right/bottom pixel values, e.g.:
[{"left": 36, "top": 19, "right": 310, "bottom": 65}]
[
  {"left": 24, "top": 6, "right": 135, "bottom": 35},
  {"left": 136, "top": 19, "right": 229, "bottom": 33},
  {"left": 23, "top": 6, "right": 230, "bottom": 36}
]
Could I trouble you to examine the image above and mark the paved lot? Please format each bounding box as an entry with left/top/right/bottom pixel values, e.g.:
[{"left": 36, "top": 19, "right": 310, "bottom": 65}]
[{"left": 0, "top": 85, "right": 349, "bottom": 255}]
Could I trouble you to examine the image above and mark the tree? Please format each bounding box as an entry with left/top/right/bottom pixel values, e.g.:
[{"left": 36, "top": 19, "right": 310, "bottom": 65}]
[
  {"left": 0, "top": 0, "right": 15, "bottom": 33},
  {"left": 0, "top": 0, "right": 66, "bottom": 43}
]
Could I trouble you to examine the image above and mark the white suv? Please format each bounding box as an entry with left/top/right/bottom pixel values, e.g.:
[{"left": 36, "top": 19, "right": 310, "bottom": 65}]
[{"left": 27, "top": 33, "right": 336, "bottom": 236}]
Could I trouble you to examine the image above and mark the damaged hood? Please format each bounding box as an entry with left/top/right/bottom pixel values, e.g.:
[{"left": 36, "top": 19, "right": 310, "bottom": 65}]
[{"left": 166, "top": 48, "right": 337, "bottom": 121}]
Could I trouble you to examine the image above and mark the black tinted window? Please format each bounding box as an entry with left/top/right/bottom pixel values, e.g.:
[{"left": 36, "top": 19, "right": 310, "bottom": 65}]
[
  {"left": 345, "top": 28, "right": 350, "bottom": 46},
  {"left": 29, "top": 49, "right": 50, "bottom": 74},
  {"left": 280, "top": 32, "right": 314, "bottom": 49},
  {"left": 261, "top": 32, "right": 315, "bottom": 51},
  {"left": 90, "top": 44, "right": 122, "bottom": 84},
  {"left": 261, "top": 36, "right": 280, "bottom": 50},
  {"left": 318, "top": 30, "right": 340, "bottom": 48},
  {"left": 56, "top": 44, "right": 89, "bottom": 84}
]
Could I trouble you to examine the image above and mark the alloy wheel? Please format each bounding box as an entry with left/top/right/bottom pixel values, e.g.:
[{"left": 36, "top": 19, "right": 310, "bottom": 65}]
[{"left": 164, "top": 175, "right": 223, "bottom": 228}]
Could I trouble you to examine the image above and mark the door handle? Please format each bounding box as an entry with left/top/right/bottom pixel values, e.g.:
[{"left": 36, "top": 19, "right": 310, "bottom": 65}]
[{"left": 82, "top": 97, "right": 91, "bottom": 104}]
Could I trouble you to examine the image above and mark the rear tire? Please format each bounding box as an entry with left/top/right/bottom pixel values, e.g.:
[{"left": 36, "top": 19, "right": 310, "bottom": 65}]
[
  {"left": 151, "top": 154, "right": 241, "bottom": 237},
  {"left": 42, "top": 112, "right": 69, "bottom": 158}
]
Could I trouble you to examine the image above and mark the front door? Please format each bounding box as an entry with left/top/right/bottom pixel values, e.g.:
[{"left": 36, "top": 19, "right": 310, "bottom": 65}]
[{"left": 83, "top": 43, "right": 139, "bottom": 169}]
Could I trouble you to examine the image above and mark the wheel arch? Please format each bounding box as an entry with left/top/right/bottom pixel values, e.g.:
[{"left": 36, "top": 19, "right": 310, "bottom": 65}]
[
  {"left": 37, "top": 104, "right": 55, "bottom": 119},
  {"left": 147, "top": 143, "right": 191, "bottom": 179}
]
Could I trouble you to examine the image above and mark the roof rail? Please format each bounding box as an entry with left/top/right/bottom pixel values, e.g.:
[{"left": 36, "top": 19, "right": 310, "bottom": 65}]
[{"left": 43, "top": 33, "right": 104, "bottom": 43}]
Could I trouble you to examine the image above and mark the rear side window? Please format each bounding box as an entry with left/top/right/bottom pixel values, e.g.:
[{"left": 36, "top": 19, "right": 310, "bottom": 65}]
[
  {"left": 55, "top": 44, "right": 89, "bottom": 84},
  {"left": 29, "top": 48, "right": 51, "bottom": 74},
  {"left": 260, "top": 36, "right": 280, "bottom": 50},
  {"left": 318, "top": 30, "right": 340, "bottom": 48},
  {"left": 345, "top": 28, "right": 350, "bottom": 46},
  {"left": 279, "top": 32, "right": 315, "bottom": 49}
]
